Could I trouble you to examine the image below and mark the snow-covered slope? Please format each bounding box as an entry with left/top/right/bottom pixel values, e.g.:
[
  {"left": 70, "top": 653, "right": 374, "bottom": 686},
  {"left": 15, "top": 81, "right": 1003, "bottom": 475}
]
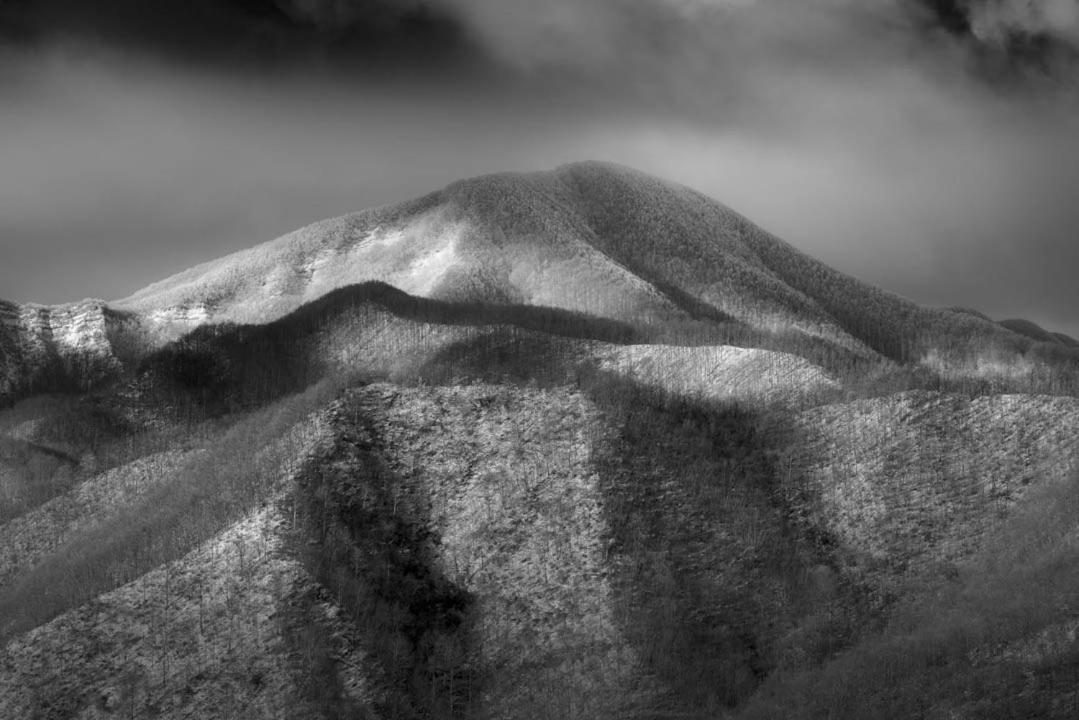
[
  {"left": 104, "top": 164, "right": 988, "bottom": 355},
  {"left": 6, "top": 162, "right": 1074, "bottom": 407},
  {"left": 0, "top": 299, "right": 120, "bottom": 402}
]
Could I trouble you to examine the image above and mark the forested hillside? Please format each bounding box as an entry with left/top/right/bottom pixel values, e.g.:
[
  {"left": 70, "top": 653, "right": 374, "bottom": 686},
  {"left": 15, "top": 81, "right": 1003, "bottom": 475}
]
[{"left": 2, "top": 163, "right": 1078, "bottom": 718}]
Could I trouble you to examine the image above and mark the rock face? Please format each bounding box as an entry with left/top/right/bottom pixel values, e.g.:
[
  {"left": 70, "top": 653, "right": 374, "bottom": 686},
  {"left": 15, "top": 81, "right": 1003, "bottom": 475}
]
[{"left": 0, "top": 299, "right": 120, "bottom": 405}]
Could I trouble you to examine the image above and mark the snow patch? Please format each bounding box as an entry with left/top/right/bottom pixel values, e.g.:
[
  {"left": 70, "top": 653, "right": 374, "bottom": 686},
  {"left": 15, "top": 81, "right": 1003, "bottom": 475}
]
[
  {"left": 596, "top": 343, "right": 838, "bottom": 406},
  {"left": 403, "top": 237, "right": 457, "bottom": 295},
  {"left": 148, "top": 304, "right": 212, "bottom": 328}
]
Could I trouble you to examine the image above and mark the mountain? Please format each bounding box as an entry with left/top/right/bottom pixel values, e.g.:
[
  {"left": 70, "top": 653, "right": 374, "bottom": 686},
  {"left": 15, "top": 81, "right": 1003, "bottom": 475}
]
[
  {"left": 5, "top": 162, "right": 1076, "bottom": 408},
  {"left": 1, "top": 162, "right": 1078, "bottom": 719},
  {"left": 111, "top": 161, "right": 1064, "bottom": 373}
]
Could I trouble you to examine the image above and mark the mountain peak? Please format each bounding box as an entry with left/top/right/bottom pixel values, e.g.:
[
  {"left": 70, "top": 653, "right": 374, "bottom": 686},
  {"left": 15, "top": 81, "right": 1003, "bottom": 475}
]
[{"left": 3, "top": 162, "right": 1069, "bottom": 409}]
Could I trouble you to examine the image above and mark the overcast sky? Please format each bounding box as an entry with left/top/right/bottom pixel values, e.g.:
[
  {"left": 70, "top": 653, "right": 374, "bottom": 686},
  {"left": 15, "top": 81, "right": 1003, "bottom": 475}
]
[{"left": 1, "top": 0, "right": 1078, "bottom": 335}]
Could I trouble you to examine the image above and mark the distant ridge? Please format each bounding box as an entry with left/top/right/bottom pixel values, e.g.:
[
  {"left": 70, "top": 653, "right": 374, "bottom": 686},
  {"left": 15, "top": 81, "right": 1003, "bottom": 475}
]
[{"left": 999, "top": 317, "right": 1079, "bottom": 347}]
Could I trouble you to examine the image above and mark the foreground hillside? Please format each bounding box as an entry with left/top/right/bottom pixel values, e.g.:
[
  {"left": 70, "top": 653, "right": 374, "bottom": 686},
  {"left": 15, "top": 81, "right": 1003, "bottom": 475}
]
[
  {"left": 3, "top": 366, "right": 1078, "bottom": 719},
  {"left": 1, "top": 162, "right": 1078, "bottom": 718}
]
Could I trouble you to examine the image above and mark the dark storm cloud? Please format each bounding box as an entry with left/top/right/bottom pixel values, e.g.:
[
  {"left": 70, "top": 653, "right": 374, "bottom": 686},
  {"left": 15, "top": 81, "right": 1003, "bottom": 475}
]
[
  {"left": 0, "top": 0, "right": 472, "bottom": 70},
  {"left": 919, "top": 0, "right": 1079, "bottom": 47},
  {"left": 1, "top": 0, "right": 1078, "bottom": 337},
  {"left": 2, "top": 0, "right": 1076, "bottom": 81},
  {"left": 913, "top": 0, "right": 1079, "bottom": 75}
]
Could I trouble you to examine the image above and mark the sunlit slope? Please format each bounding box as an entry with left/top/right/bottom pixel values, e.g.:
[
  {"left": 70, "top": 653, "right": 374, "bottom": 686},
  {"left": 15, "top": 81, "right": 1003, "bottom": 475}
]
[
  {"left": 115, "top": 161, "right": 852, "bottom": 347},
  {"left": 2, "top": 360, "right": 1077, "bottom": 718},
  {"left": 0, "top": 381, "right": 819, "bottom": 718},
  {"left": 0, "top": 450, "right": 199, "bottom": 589},
  {"left": 113, "top": 172, "right": 691, "bottom": 338},
  {"left": 779, "top": 391, "right": 1079, "bottom": 578},
  {"left": 114, "top": 162, "right": 1068, "bottom": 381}
]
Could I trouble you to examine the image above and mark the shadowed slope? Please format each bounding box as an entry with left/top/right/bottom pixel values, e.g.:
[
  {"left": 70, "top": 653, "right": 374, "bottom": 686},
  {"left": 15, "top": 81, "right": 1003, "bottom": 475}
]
[
  {"left": 138, "top": 280, "right": 861, "bottom": 423},
  {"left": 138, "top": 281, "right": 646, "bottom": 414},
  {"left": 553, "top": 162, "right": 1063, "bottom": 368},
  {"left": 999, "top": 318, "right": 1079, "bottom": 347}
]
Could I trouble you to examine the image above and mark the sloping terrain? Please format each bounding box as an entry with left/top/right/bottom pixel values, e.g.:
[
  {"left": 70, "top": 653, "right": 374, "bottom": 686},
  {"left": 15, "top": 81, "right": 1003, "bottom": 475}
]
[
  {"left": 109, "top": 162, "right": 1077, "bottom": 384},
  {"left": 4, "top": 162, "right": 1077, "bottom": 409},
  {"left": 0, "top": 379, "right": 847, "bottom": 718},
  {"left": 0, "top": 300, "right": 120, "bottom": 404},
  {"left": 741, "top": 453, "right": 1079, "bottom": 720},
  {"left": 0, "top": 508, "right": 311, "bottom": 720},
  {"left": 130, "top": 280, "right": 839, "bottom": 419},
  {"left": 4, "top": 370, "right": 1076, "bottom": 719},
  {"left": 1, "top": 162, "right": 1078, "bottom": 718},
  {"left": 782, "top": 392, "right": 1079, "bottom": 577},
  {"left": 0, "top": 450, "right": 198, "bottom": 588}
]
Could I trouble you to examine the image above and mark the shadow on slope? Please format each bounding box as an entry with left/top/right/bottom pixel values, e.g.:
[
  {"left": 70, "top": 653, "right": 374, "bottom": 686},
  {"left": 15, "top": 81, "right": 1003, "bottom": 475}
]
[
  {"left": 283, "top": 366, "right": 851, "bottom": 718},
  {"left": 411, "top": 331, "right": 876, "bottom": 715},
  {"left": 0, "top": 437, "right": 80, "bottom": 524},
  {"left": 999, "top": 317, "right": 1079, "bottom": 348},
  {"left": 553, "top": 162, "right": 1079, "bottom": 390},
  {"left": 739, "top": 466, "right": 1079, "bottom": 720},
  {"left": 415, "top": 340, "right": 1079, "bottom": 716},
  {"left": 139, "top": 281, "right": 643, "bottom": 415},
  {"left": 0, "top": 300, "right": 123, "bottom": 410},
  {"left": 287, "top": 398, "right": 480, "bottom": 720},
  {"left": 410, "top": 334, "right": 1072, "bottom": 716},
  {"left": 580, "top": 375, "right": 869, "bottom": 716},
  {"left": 0, "top": 395, "right": 145, "bottom": 522},
  {"left": 0, "top": 375, "right": 352, "bottom": 642}
]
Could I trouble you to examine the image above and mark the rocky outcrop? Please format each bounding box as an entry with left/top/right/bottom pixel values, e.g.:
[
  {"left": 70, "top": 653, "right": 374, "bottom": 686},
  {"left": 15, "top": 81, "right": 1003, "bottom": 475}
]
[{"left": 0, "top": 299, "right": 121, "bottom": 405}]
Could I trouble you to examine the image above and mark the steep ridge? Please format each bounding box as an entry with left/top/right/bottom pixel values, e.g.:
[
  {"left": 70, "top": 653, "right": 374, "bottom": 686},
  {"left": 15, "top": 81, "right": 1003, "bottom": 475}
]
[
  {"left": 0, "top": 508, "right": 314, "bottom": 719},
  {"left": 0, "top": 299, "right": 120, "bottom": 402},
  {"left": 135, "top": 281, "right": 839, "bottom": 417},
  {"left": 134, "top": 281, "right": 640, "bottom": 413}
]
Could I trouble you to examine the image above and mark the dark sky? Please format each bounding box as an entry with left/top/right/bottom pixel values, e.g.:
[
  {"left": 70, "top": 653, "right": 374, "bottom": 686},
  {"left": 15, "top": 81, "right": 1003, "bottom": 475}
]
[{"left": 2, "top": 0, "right": 1078, "bottom": 336}]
